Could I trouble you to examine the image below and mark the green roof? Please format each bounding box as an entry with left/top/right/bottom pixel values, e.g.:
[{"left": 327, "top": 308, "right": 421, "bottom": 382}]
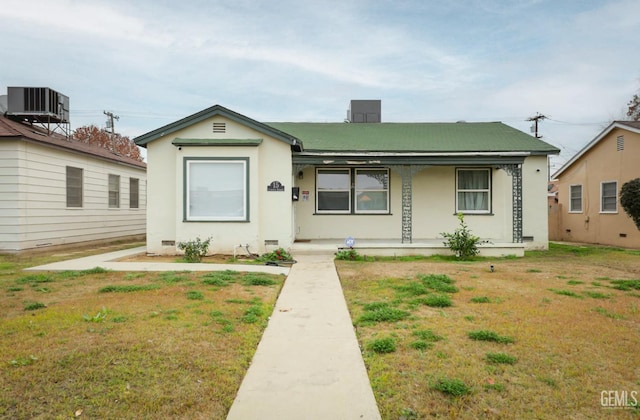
[{"left": 267, "top": 122, "right": 560, "bottom": 154}]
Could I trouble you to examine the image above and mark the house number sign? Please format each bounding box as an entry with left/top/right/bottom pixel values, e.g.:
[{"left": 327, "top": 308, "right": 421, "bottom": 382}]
[{"left": 267, "top": 181, "right": 285, "bottom": 191}]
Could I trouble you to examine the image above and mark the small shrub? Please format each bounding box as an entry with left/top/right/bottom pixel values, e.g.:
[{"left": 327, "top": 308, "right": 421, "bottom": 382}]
[
  {"left": 258, "top": 247, "right": 293, "bottom": 262},
  {"left": 357, "top": 306, "right": 410, "bottom": 324},
  {"left": 431, "top": 377, "right": 471, "bottom": 397},
  {"left": 486, "top": 352, "right": 517, "bottom": 364},
  {"left": 419, "top": 294, "right": 453, "bottom": 308},
  {"left": 470, "top": 296, "right": 491, "bottom": 303},
  {"left": 242, "top": 273, "right": 277, "bottom": 286},
  {"left": 186, "top": 290, "right": 204, "bottom": 300},
  {"left": 468, "top": 330, "right": 514, "bottom": 344},
  {"left": 620, "top": 178, "right": 640, "bottom": 229},
  {"left": 419, "top": 274, "right": 458, "bottom": 293},
  {"left": 24, "top": 302, "right": 46, "bottom": 311},
  {"left": 441, "top": 213, "right": 480, "bottom": 260},
  {"left": 367, "top": 337, "right": 396, "bottom": 354},
  {"left": 241, "top": 304, "right": 264, "bottom": 324},
  {"left": 177, "top": 237, "right": 212, "bottom": 263},
  {"left": 335, "top": 248, "right": 362, "bottom": 261}
]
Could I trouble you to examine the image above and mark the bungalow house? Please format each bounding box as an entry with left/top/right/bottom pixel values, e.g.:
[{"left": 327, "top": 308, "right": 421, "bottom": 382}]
[
  {"left": 0, "top": 88, "right": 147, "bottom": 252},
  {"left": 551, "top": 121, "right": 640, "bottom": 248},
  {"left": 134, "top": 101, "right": 559, "bottom": 257}
]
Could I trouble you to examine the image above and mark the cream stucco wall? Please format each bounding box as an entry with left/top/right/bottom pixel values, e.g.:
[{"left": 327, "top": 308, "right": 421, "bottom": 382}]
[
  {"left": 145, "top": 115, "right": 294, "bottom": 255},
  {"left": 293, "top": 156, "right": 550, "bottom": 249},
  {"left": 555, "top": 128, "right": 640, "bottom": 248}
]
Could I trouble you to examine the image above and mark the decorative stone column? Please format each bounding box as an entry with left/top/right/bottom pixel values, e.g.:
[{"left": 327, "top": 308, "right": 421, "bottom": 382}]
[
  {"left": 497, "top": 164, "right": 523, "bottom": 243},
  {"left": 390, "top": 165, "right": 426, "bottom": 244}
]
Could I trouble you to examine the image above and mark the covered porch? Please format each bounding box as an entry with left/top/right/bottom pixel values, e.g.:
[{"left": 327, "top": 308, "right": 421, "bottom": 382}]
[{"left": 290, "top": 238, "right": 526, "bottom": 257}]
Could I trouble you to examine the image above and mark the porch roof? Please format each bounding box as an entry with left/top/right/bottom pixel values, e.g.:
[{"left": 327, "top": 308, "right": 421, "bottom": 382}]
[{"left": 267, "top": 122, "right": 560, "bottom": 155}]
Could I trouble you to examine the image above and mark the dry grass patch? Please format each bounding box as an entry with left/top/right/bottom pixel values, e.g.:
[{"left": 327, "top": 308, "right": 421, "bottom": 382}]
[
  {"left": 338, "top": 244, "right": 640, "bottom": 419},
  {"left": 0, "top": 245, "right": 284, "bottom": 419}
]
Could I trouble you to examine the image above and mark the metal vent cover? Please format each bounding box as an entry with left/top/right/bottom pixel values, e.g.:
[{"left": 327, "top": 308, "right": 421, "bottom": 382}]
[{"left": 213, "top": 122, "right": 226, "bottom": 133}]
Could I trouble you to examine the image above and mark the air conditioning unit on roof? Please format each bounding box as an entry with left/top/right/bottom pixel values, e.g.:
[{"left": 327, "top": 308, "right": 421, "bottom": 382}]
[{"left": 7, "top": 86, "right": 70, "bottom": 124}]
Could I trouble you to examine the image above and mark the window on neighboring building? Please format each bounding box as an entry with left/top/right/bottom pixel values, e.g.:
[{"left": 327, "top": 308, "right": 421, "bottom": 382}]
[
  {"left": 456, "top": 168, "right": 491, "bottom": 213},
  {"left": 108, "top": 174, "right": 120, "bottom": 208},
  {"left": 130, "top": 178, "right": 139, "bottom": 209},
  {"left": 185, "top": 158, "right": 248, "bottom": 221},
  {"left": 316, "top": 168, "right": 390, "bottom": 214},
  {"left": 601, "top": 181, "right": 617, "bottom": 212},
  {"left": 66, "top": 166, "right": 83, "bottom": 208},
  {"left": 569, "top": 185, "right": 582, "bottom": 212}
]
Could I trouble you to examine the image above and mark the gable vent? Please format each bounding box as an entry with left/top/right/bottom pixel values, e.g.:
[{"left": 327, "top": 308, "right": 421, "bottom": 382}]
[
  {"left": 213, "top": 122, "right": 226, "bottom": 133},
  {"left": 617, "top": 135, "right": 624, "bottom": 151}
]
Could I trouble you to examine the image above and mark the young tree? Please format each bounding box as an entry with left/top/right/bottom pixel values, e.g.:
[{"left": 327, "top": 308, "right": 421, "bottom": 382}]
[
  {"left": 627, "top": 93, "right": 640, "bottom": 121},
  {"left": 620, "top": 178, "right": 640, "bottom": 230},
  {"left": 72, "top": 125, "right": 143, "bottom": 162}
]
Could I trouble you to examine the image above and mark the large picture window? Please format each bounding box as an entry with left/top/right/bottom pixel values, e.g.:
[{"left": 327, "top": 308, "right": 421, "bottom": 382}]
[
  {"left": 456, "top": 168, "right": 490, "bottom": 213},
  {"left": 185, "top": 158, "right": 248, "bottom": 221},
  {"left": 569, "top": 185, "right": 582, "bottom": 212},
  {"left": 66, "top": 166, "right": 83, "bottom": 208},
  {"left": 601, "top": 181, "right": 617, "bottom": 213},
  {"left": 316, "top": 168, "right": 389, "bottom": 214}
]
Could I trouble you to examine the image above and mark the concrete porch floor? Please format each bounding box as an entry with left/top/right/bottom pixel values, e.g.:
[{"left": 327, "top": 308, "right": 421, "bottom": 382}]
[{"left": 291, "top": 238, "right": 525, "bottom": 257}]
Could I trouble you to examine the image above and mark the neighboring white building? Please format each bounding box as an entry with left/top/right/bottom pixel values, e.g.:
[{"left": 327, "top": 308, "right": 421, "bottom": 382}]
[
  {"left": 135, "top": 102, "right": 559, "bottom": 257},
  {"left": 0, "top": 114, "right": 147, "bottom": 252}
]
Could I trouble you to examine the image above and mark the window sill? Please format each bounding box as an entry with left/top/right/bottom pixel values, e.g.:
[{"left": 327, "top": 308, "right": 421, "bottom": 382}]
[
  {"left": 454, "top": 212, "right": 494, "bottom": 216},
  {"left": 182, "top": 219, "right": 250, "bottom": 223},
  {"left": 313, "top": 213, "right": 393, "bottom": 216}
]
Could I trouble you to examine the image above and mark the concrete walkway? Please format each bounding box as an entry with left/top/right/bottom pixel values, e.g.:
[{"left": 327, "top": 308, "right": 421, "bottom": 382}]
[
  {"left": 226, "top": 253, "right": 381, "bottom": 420},
  {"left": 26, "top": 247, "right": 381, "bottom": 418},
  {"left": 25, "top": 246, "right": 289, "bottom": 275}
]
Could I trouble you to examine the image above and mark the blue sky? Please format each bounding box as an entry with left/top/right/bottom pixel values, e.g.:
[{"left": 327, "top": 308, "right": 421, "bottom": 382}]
[{"left": 1, "top": 0, "right": 639, "bottom": 171}]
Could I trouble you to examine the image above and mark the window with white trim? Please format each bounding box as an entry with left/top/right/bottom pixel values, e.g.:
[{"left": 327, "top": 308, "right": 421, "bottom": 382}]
[
  {"left": 185, "top": 158, "right": 248, "bottom": 221},
  {"left": 129, "top": 178, "right": 139, "bottom": 209},
  {"left": 316, "top": 168, "right": 390, "bottom": 214},
  {"left": 66, "top": 166, "right": 83, "bottom": 208},
  {"left": 601, "top": 181, "right": 617, "bottom": 212},
  {"left": 108, "top": 174, "right": 120, "bottom": 208},
  {"left": 456, "top": 168, "right": 491, "bottom": 213},
  {"left": 355, "top": 169, "right": 389, "bottom": 213},
  {"left": 569, "top": 185, "right": 582, "bottom": 212},
  {"left": 316, "top": 169, "right": 351, "bottom": 213}
]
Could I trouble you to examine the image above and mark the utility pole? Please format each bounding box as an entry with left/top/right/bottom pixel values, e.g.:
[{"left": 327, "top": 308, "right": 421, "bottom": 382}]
[
  {"left": 527, "top": 112, "right": 547, "bottom": 139},
  {"left": 103, "top": 110, "right": 119, "bottom": 151}
]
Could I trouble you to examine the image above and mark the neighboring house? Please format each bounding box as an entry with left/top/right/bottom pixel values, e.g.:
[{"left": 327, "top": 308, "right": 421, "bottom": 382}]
[
  {"left": 0, "top": 113, "right": 147, "bottom": 252},
  {"left": 551, "top": 121, "right": 640, "bottom": 248},
  {"left": 134, "top": 101, "right": 559, "bottom": 257}
]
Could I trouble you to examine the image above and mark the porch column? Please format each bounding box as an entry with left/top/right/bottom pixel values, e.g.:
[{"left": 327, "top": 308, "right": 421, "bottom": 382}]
[
  {"left": 498, "top": 164, "right": 523, "bottom": 243},
  {"left": 389, "top": 165, "right": 425, "bottom": 244}
]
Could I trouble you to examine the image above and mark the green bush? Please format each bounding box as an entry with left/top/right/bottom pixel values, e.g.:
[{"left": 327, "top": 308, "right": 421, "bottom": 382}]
[
  {"left": 486, "top": 352, "right": 517, "bottom": 364},
  {"left": 177, "top": 237, "right": 212, "bottom": 263},
  {"left": 431, "top": 377, "right": 471, "bottom": 397},
  {"left": 335, "top": 248, "right": 362, "bottom": 261},
  {"left": 367, "top": 337, "right": 396, "bottom": 354},
  {"left": 620, "top": 178, "right": 640, "bottom": 229},
  {"left": 258, "top": 247, "right": 293, "bottom": 262},
  {"left": 441, "top": 213, "right": 480, "bottom": 259}
]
